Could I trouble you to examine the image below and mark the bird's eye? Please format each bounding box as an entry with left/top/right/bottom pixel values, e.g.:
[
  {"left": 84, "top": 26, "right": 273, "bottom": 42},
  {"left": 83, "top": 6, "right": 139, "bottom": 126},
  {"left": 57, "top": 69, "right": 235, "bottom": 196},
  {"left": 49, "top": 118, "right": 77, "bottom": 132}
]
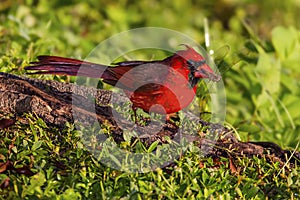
[
  {"left": 187, "top": 59, "right": 206, "bottom": 67},
  {"left": 187, "top": 60, "right": 196, "bottom": 66},
  {"left": 187, "top": 59, "right": 206, "bottom": 72}
]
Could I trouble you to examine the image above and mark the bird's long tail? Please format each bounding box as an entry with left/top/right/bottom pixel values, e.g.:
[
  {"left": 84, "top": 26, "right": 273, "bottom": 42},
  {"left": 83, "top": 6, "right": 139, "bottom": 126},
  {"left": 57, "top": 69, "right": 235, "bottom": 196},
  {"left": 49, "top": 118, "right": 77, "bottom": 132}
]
[{"left": 25, "top": 55, "right": 109, "bottom": 79}]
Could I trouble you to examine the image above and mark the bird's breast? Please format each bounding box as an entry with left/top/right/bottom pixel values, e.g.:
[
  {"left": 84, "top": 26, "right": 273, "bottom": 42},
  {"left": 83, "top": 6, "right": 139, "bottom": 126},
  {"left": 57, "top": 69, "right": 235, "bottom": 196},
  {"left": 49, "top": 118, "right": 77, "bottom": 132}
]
[{"left": 124, "top": 69, "right": 197, "bottom": 114}]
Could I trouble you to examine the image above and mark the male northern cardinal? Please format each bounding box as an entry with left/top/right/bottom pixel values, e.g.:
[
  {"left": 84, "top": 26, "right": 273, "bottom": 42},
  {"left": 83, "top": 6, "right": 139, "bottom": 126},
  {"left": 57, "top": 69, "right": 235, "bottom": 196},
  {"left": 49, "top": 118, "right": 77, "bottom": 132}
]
[{"left": 26, "top": 45, "right": 221, "bottom": 116}]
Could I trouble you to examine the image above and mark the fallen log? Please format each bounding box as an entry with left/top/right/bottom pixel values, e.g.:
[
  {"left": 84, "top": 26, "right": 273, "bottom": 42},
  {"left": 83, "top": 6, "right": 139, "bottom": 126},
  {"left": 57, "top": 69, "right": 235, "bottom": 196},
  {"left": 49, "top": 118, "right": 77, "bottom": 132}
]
[{"left": 0, "top": 72, "right": 299, "bottom": 167}]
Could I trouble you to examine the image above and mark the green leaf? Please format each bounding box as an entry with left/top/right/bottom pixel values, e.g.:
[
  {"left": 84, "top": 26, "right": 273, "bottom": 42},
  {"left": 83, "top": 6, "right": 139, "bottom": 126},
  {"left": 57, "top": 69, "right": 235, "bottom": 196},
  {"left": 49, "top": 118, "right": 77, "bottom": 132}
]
[
  {"left": 255, "top": 52, "right": 280, "bottom": 94},
  {"left": 109, "top": 153, "right": 121, "bottom": 167},
  {"left": 271, "top": 26, "right": 298, "bottom": 60},
  {"left": 31, "top": 141, "right": 43, "bottom": 151},
  {"left": 36, "top": 118, "right": 47, "bottom": 128},
  {"left": 58, "top": 188, "right": 82, "bottom": 200},
  {"left": 147, "top": 141, "right": 159, "bottom": 153},
  {"left": 21, "top": 172, "right": 46, "bottom": 198},
  {"left": 237, "top": 124, "right": 261, "bottom": 133},
  {"left": 11, "top": 146, "right": 18, "bottom": 153}
]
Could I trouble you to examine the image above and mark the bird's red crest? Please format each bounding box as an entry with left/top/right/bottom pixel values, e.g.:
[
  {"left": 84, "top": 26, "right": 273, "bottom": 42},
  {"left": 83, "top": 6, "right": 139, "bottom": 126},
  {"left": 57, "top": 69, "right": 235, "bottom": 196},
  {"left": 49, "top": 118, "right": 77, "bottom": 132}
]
[{"left": 176, "top": 45, "right": 205, "bottom": 61}]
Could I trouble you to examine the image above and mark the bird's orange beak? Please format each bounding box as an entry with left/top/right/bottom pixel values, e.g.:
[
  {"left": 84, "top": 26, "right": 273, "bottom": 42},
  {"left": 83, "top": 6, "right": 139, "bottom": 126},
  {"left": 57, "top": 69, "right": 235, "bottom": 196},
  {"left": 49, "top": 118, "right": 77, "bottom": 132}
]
[{"left": 194, "top": 64, "right": 221, "bottom": 82}]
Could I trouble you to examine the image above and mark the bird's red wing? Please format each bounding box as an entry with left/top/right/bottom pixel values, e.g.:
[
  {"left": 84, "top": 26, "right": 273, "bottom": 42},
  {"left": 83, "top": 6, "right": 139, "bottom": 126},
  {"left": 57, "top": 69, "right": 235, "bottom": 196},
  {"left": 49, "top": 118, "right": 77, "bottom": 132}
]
[
  {"left": 112, "top": 60, "right": 154, "bottom": 66},
  {"left": 105, "top": 61, "right": 170, "bottom": 92},
  {"left": 26, "top": 56, "right": 170, "bottom": 92}
]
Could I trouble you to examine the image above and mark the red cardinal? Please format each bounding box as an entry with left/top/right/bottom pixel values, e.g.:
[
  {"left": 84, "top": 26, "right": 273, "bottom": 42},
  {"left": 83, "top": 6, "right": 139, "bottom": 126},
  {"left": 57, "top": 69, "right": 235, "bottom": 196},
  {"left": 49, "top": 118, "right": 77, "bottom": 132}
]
[{"left": 26, "top": 46, "right": 221, "bottom": 116}]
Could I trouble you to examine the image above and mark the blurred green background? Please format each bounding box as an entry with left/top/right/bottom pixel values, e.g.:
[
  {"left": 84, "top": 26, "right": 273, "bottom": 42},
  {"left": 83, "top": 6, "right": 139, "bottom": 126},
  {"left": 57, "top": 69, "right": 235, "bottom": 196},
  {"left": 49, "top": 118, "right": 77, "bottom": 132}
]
[{"left": 1, "top": 0, "right": 300, "bottom": 148}]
